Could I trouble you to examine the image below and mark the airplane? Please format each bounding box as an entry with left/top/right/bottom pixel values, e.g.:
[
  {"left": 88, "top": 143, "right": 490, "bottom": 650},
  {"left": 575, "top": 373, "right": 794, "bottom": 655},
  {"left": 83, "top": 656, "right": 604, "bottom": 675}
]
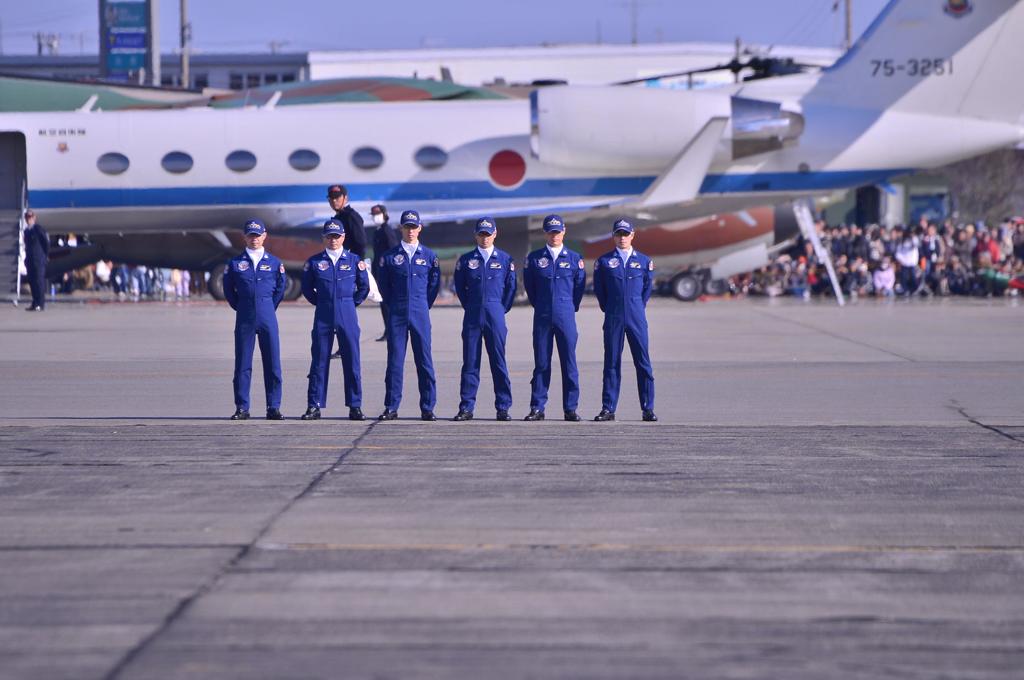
[{"left": 1, "top": 0, "right": 1021, "bottom": 305}]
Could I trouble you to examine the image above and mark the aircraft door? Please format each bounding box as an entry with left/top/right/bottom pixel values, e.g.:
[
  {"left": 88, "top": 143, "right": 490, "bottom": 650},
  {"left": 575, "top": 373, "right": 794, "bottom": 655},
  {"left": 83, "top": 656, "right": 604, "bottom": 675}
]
[{"left": 0, "top": 133, "right": 28, "bottom": 299}]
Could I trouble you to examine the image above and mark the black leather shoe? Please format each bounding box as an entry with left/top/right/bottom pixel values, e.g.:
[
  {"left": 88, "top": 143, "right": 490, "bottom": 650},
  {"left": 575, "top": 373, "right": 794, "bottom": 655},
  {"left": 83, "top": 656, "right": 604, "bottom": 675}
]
[
  {"left": 25, "top": 306, "right": 40, "bottom": 312},
  {"left": 421, "top": 411, "right": 437, "bottom": 421},
  {"left": 300, "top": 407, "right": 321, "bottom": 420},
  {"left": 453, "top": 410, "right": 473, "bottom": 421},
  {"left": 266, "top": 408, "right": 283, "bottom": 420},
  {"left": 378, "top": 409, "right": 398, "bottom": 421},
  {"left": 349, "top": 407, "right": 365, "bottom": 421},
  {"left": 332, "top": 350, "right": 342, "bottom": 358},
  {"left": 496, "top": 410, "right": 511, "bottom": 421},
  {"left": 564, "top": 410, "right": 581, "bottom": 422},
  {"left": 642, "top": 410, "right": 658, "bottom": 422},
  {"left": 524, "top": 409, "right": 545, "bottom": 421},
  {"left": 375, "top": 334, "right": 387, "bottom": 342},
  {"left": 594, "top": 409, "right": 616, "bottom": 422},
  {"left": 230, "top": 408, "right": 250, "bottom": 420}
]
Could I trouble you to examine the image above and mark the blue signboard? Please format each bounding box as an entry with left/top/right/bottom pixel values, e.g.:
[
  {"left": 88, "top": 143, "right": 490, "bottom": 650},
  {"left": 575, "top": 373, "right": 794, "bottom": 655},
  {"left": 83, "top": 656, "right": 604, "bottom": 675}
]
[
  {"left": 107, "top": 52, "right": 146, "bottom": 72},
  {"left": 100, "top": 0, "right": 150, "bottom": 80},
  {"left": 108, "top": 31, "right": 147, "bottom": 50}
]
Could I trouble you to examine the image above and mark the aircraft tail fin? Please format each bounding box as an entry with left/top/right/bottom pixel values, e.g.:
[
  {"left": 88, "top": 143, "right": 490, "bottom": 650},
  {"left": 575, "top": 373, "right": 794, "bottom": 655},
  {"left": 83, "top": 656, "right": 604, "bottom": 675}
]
[{"left": 808, "top": 0, "right": 1024, "bottom": 125}]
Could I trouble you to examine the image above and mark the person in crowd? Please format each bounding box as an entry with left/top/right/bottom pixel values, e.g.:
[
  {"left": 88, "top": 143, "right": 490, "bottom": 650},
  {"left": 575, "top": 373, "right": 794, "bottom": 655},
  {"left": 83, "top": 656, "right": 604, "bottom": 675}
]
[{"left": 370, "top": 203, "right": 400, "bottom": 342}]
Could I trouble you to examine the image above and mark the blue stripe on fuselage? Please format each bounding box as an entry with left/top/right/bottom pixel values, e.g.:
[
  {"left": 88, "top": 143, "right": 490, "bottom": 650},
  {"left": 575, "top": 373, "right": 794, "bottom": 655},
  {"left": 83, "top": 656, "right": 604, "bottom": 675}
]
[{"left": 28, "top": 170, "right": 912, "bottom": 209}]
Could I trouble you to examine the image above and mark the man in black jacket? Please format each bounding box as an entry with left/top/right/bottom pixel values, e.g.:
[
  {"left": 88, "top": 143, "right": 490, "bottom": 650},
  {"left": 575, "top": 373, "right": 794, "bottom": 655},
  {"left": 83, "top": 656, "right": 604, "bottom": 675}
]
[
  {"left": 370, "top": 203, "right": 399, "bottom": 341},
  {"left": 327, "top": 184, "right": 367, "bottom": 260},
  {"left": 22, "top": 210, "right": 49, "bottom": 311}
]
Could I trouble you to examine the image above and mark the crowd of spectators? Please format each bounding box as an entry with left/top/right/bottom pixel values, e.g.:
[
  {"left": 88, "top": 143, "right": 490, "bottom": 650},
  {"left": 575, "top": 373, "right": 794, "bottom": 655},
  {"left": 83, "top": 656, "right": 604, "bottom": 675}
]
[
  {"left": 734, "top": 216, "right": 1024, "bottom": 299},
  {"left": 54, "top": 262, "right": 205, "bottom": 301}
]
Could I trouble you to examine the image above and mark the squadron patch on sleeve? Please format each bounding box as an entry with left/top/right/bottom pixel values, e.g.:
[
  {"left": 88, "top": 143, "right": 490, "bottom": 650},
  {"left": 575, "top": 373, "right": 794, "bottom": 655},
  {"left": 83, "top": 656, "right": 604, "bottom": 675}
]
[
  {"left": 649, "top": 260, "right": 655, "bottom": 271},
  {"left": 510, "top": 262, "right": 515, "bottom": 272},
  {"left": 358, "top": 260, "right": 366, "bottom": 271},
  {"left": 280, "top": 264, "right": 286, "bottom": 274},
  {"left": 578, "top": 259, "right": 585, "bottom": 269},
  {"left": 303, "top": 262, "right": 310, "bottom": 272},
  {"left": 455, "top": 260, "right": 462, "bottom": 271},
  {"left": 433, "top": 257, "right": 439, "bottom": 267}
]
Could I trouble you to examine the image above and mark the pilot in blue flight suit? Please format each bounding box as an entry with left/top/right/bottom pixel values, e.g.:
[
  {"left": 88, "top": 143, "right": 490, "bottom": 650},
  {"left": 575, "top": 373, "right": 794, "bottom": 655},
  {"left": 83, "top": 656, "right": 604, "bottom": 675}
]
[
  {"left": 376, "top": 210, "right": 441, "bottom": 421},
  {"left": 523, "top": 214, "right": 586, "bottom": 422},
  {"left": 300, "top": 219, "right": 370, "bottom": 422},
  {"left": 222, "top": 219, "right": 288, "bottom": 420},
  {"left": 452, "top": 217, "right": 517, "bottom": 421},
  {"left": 592, "top": 219, "right": 657, "bottom": 422}
]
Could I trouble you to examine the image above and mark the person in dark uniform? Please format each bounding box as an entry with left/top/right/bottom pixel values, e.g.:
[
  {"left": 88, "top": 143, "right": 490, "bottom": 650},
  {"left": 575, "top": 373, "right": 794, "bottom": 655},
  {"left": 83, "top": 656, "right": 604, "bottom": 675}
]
[
  {"left": 370, "top": 203, "right": 400, "bottom": 342},
  {"left": 22, "top": 210, "right": 49, "bottom": 311},
  {"left": 452, "top": 217, "right": 517, "bottom": 421},
  {"left": 300, "top": 219, "right": 370, "bottom": 422},
  {"left": 327, "top": 184, "right": 367, "bottom": 260},
  {"left": 375, "top": 210, "right": 441, "bottom": 421},
  {"left": 222, "top": 219, "right": 288, "bottom": 420},
  {"left": 592, "top": 218, "right": 657, "bottom": 422},
  {"left": 523, "top": 214, "right": 586, "bottom": 422}
]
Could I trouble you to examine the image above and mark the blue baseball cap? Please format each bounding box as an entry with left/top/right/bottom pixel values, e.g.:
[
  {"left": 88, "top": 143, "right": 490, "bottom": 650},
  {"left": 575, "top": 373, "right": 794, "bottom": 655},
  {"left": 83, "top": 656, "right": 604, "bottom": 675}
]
[
  {"left": 400, "top": 210, "right": 422, "bottom": 227},
  {"left": 612, "top": 218, "right": 634, "bottom": 234},
  {"left": 475, "top": 217, "right": 496, "bottom": 234},
  {"left": 243, "top": 219, "right": 266, "bottom": 236},
  {"left": 322, "top": 218, "right": 345, "bottom": 236},
  {"left": 542, "top": 214, "right": 565, "bottom": 232}
]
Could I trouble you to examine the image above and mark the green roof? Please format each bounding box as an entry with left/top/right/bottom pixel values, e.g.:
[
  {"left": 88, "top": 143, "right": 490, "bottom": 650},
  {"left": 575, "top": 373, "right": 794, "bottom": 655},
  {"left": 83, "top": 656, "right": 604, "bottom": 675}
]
[{"left": 0, "top": 76, "right": 202, "bottom": 112}]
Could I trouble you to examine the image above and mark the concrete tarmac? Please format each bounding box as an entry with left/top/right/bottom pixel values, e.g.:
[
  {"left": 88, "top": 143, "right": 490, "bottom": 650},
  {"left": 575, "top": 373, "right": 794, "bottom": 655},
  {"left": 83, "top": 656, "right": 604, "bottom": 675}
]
[{"left": 1, "top": 296, "right": 1022, "bottom": 679}]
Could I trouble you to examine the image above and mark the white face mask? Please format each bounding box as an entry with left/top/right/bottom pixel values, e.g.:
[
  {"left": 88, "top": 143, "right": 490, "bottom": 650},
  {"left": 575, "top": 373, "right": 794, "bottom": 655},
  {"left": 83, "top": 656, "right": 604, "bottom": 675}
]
[{"left": 372, "top": 214, "right": 385, "bottom": 226}]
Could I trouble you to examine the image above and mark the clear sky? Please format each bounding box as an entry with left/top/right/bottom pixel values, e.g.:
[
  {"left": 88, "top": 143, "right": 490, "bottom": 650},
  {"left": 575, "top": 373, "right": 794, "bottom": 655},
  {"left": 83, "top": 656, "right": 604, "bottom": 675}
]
[{"left": 2, "top": 0, "right": 890, "bottom": 56}]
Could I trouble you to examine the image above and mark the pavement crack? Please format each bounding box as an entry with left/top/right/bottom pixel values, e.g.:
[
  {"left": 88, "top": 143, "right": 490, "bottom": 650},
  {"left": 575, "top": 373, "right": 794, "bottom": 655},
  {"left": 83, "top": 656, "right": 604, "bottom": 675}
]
[
  {"left": 753, "top": 309, "right": 915, "bottom": 362},
  {"left": 102, "top": 421, "right": 378, "bottom": 680},
  {"left": 949, "top": 401, "right": 1023, "bottom": 444}
]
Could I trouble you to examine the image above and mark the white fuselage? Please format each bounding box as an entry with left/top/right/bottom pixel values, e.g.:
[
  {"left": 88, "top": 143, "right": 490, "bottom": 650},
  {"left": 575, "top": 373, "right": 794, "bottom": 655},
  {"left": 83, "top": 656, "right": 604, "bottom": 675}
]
[{"left": 4, "top": 69, "right": 1021, "bottom": 235}]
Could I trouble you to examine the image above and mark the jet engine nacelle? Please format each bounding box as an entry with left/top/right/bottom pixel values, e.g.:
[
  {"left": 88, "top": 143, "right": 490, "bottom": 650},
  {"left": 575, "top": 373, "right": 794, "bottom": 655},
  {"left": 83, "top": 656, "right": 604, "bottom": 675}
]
[{"left": 530, "top": 86, "right": 731, "bottom": 172}]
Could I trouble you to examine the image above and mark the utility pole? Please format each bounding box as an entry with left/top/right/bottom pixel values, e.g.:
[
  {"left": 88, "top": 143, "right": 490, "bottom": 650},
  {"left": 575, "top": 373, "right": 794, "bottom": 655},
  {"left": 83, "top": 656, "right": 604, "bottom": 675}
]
[
  {"left": 629, "top": 0, "right": 638, "bottom": 45},
  {"left": 148, "top": 0, "right": 160, "bottom": 86},
  {"left": 845, "top": 0, "right": 853, "bottom": 51},
  {"left": 180, "top": 0, "right": 191, "bottom": 88}
]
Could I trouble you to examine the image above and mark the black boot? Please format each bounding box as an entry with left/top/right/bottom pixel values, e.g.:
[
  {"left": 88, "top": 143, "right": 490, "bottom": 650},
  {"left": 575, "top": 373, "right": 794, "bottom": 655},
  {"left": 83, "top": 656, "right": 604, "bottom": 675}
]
[
  {"left": 300, "top": 407, "right": 321, "bottom": 420},
  {"left": 594, "top": 409, "right": 616, "bottom": 422},
  {"left": 523, "top": 409, "right": 545, "bottom": 421}
]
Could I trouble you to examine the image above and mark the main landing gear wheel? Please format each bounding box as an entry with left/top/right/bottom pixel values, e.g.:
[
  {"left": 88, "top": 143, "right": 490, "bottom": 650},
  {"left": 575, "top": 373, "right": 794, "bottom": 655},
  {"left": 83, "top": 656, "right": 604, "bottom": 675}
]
[
  {"left": 208, "top": 264, "right": 226, "bottom": 301},
  {"left": 670, "top": 273, "right": 702, "bottom": 302}
]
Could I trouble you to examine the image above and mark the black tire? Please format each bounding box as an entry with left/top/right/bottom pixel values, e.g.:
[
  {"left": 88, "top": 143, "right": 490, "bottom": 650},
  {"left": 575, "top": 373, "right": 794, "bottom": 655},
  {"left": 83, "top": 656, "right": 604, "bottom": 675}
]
[
  {"left": 208, "top": 264, "right": 226, "bottom": 301},
  {"left": 704, "top": 278, "right": 728, "bottom": 296},
  {"left": 283, "top": 274, "right": 303, "bottom": 301},
  {"left": 670, "top": 273, "right": 702, "bottom": 302}
]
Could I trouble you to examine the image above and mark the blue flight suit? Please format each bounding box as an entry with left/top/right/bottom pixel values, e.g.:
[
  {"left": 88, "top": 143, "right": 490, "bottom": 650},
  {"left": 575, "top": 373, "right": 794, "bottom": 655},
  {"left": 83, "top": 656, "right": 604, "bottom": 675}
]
[
  {"left": 377, "top": 243, "right": 441, "bottom": 412},
  {"left": 453, "top": 247, "right": 517, "bottom": 412},
  {"left": 301, "top": 249, "right": 370, "bottom": 410},
  {"left": 593, "top": 249, "right": 655, "bottom": 412},
  {"left": 223, "top": 251, "right": 288, "bottom": 411},
  {"left": 523, "top": 246, "right": 586, "bottom": 412}
]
